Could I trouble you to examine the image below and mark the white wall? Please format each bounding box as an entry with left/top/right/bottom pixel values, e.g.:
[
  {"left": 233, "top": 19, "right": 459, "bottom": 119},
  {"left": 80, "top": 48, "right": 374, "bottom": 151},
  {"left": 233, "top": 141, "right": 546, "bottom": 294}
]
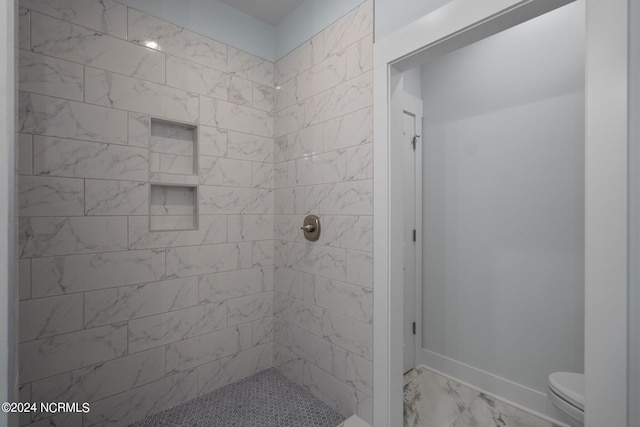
[
  {"left": 420, "top": 0, "right": 585, "bottom": 395},
  {"left": 1, "top": 0, "right": 17, "bottom": 425},
  {"left": 374, "top": 0, "right": 450, "bottom": 41},
  {"left": 117, "top": 0, "right": 276, "bottom": 60}
]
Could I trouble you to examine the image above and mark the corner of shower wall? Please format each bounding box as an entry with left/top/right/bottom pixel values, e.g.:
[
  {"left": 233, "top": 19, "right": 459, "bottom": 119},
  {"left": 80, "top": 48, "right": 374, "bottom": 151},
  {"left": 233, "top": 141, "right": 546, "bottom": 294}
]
[
  {"left": 272, "top": 0, "right": 375, "bottom": 423},
  {"left": 16, "top": 0, "right": 275, "bottom": 424}
]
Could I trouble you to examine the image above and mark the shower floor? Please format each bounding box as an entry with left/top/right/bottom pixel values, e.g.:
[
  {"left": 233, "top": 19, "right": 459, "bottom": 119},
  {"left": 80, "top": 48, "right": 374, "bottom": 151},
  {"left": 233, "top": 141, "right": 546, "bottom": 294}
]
[
  {"left": 129, "top": 368, "right": 345, "bottom": 427},
  {"left": 403, "top": 367, "right": 562, "bottom": 427}
]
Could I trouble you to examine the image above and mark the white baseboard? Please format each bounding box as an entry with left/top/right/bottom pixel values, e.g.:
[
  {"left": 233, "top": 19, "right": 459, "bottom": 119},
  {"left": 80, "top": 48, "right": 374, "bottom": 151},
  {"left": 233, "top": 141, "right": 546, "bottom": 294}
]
[{"left": 417, "top": 348, "right": 572, "bottom": 426}]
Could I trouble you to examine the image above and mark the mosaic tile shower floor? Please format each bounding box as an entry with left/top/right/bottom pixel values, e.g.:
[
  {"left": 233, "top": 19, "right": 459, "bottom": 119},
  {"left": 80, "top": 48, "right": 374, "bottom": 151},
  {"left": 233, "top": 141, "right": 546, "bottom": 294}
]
[{"left": 129, "top": 368, "right": 345, "bottom": 427}]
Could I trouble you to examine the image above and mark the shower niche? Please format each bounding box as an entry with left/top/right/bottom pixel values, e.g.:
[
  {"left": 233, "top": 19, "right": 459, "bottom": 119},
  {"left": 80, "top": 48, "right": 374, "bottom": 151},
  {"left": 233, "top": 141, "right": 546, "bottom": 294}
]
[{"left": 148, "top": 118, "right": 199, "bottom": 231}]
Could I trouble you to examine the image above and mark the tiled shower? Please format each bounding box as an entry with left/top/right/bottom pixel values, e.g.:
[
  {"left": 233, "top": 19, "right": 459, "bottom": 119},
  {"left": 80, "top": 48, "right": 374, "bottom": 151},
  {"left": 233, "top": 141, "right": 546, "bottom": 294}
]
[{"left": 16, "top": 0, "right": 373, "bottom": 425}]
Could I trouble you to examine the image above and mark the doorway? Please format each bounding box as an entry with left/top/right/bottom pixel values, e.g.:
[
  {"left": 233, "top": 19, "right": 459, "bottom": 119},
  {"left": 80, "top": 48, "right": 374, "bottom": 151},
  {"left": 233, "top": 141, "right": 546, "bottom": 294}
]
[{"left": 373, "top": 0, "right": 631, "bottom": 426}]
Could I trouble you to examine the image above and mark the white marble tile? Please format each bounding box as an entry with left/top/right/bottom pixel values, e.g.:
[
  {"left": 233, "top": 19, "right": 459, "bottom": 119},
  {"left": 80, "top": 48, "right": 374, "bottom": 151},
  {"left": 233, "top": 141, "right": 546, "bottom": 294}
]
[
  {"left": 274, "top": 187, "right": 305, "bottom": 215},
  {"left": 253, "top": 83, "right": 275, "bottom": 112},
  {"left": 227, "top": 291, "right": 273, "bottom": 326},
  {"left": 346, "top": 35, "right": 373, "bottom": 81},
  {"left": 403, "top": 368, "right": 479, "bottom": 427},
  {"left": 346, "top": 143, "right": 373, "bottom": 181},
  {"left": 21, "top": 0, "right": 127, "bottom": 39},
  {"left": 228, "top": 47, "right": 274, "bottom": 87},
  {"left": 128, "top": 113, "right": 149, "bottom": 148},
  {"left": 346, "top": 250, "right": 373, "bottom": 288},
  {"left": 274, "top": 78, "right": 295, "bottom": 112},
  {"left": 274, "top": 267, "right": 303, "bottom": 299},
  {"left": 273, "top": 215, "right": 307, "bottom": 243},
  {"left": 19, "top": 7, "right": 30, "bottom": 50},
  {"left": 274, "top": 102, "right": 305, "bottom": 137},
  {"left": 19, "top": 216, "right": 128, "bottom": 259},
  {"left": 83, "top": 370, "right": 196, "bottom": 427},
  {"left": 31, "top": 249, "right": 165, "bottom": 297},
  {"left": 278, "top": 321, "right": 346, "bottom": 380},
  {"left": 85, "top": 180, "right": 148, "bottom": 216},
  {"left": 324, "top": 107, "right": 373, "bottom": 152},
  {"left": 299, "top": 245, "right": 346, "bottom": 281},
  {"left": 253, "top": 316, "right": 273, "bottom": 346},
  {"left": 85, "top": 68, "right": 199, "bottom": 123},
  {"left": 275, "top": 39, "right": 313, "bottom": 85},
  {"left": 31, "top": 348, "right": 164, "bottom": 408},
  {"left": 452, "top": 394, "right": 557, "bottom": 427},
  {"left": 198, "top": 266, "right": 273, "bottom": 304},
  {"left": 296, "top": 50, "right": 347, "bottom": 101},
  {"left": 17, "top": 133, "right": 33, "bottom": 175},
  {"left": 227, "top": 131, "right": 273, "bottom": 163},
  {"left": 323, "top": 215, "right": 373, "bottom": 252},
  {"left": 149, "top": 185, "right": 195, "bottom": 216},
  {"left": 129, "top": 215, "right": 226, "bottom": 250},
  {"left": 19, "top": 175, "right": 84, "bottom": 217},
  {"left": 31, "top": 12, "right": 163, "bottom": 83},
  {"left": 166, "top": 242, "right": 252, "bottom": 278},
  {"left": 84, "top": 277, "right": 199, "bottom": 327},
  {"left": 19, "top": 383, "right": 30, "bottom": 426},
  {"left": 290, "top": 151, "right": 346, "bottom": 186},
  {"left": 228, "top": 214, "right": 274, "bottom": 242},
  {"left": 199, "top": 156, "right": 252, "bottom": 187},
  {"left": 302, "top": 362, "right": 360, "bottom": 419},
  {"left": 128, "top": 9, "right": 226, "bottom": 71},
  {"left": 228, "top": 75, "right": 253, "bottom": 107},
  {"left": 322, "top": 309, "right": 372, "bottom": 360},
  {"left": 150, "top": 120, "right": 195, "bottom": 156},
  {"left": 200, "top": 96, "right": 273, "bottom": 138},
  {"left": 273, "top": 342, "right": 304, "bottom": 386},
  {"left": 150, "top": 215, "right": 196, "bottom": 232},
  {"left": 197, "top": 343, "right": 273, "bottom": 395},
  {"left": 28, "top": 412, "right": 82, "bottom": 427},
  {"left": 199, "top": 186, "right": 273, "bottom": 215},
  {"left": 166, "top": 55, "right": 228, "bottom": 100},
  {"left": 304, "top": 275, "right": 372, "bottom": 324},
  {"left": 323, "top": 0, "right": 373, "bottom": 57},
  {"left": 32, "top": 135, "right": 148, "bottom": 180},
  {"left": 128, "top": 302, "right": 227, "bottom": 353},
  {"left": 252, "top": 240, "right": 273, "bottom": 267},
  {"left": 19, "top": 92, "right": 127, "bottom": 144},
  {"left": 346, "top": 353, "right": 373, "bottom": 396},
  {"left": 156, "top": 153, "right": 195, "bottom": 175},
  {"left": 165, "top": 324, "right": 252, "bottom": 374},
  {"left": 19, "top": 294, "right": 83, "bottom": 342},
  {"left": 20, "top": 323, "right": 127, "bottom": 383},
  {"left": 19, "top": 50, "right": 83, "bottom": 101},
  {"left": 304, "top": 72, "right": 373, "bottom": 127},
  {"left": 305, "top": 180, "right": 373, "bottom": 215},
  {"left": 253, "top": 162, "right": 274, "bottom": 189},
  {"left": 199, "top": 125, "right": 228, "bottom": 157},
  {"left": 288, "top": 124, "right": 324, "bottom": 160},
  {"left": 19, "top": 259, "right": 30, "bottom": 301}
]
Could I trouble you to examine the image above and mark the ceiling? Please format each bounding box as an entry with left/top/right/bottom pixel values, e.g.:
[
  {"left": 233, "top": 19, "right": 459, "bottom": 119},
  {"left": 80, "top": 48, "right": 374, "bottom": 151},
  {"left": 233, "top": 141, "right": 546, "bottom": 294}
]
[{"left": 218, "top": 0, "right": 305, "bottom": 26}]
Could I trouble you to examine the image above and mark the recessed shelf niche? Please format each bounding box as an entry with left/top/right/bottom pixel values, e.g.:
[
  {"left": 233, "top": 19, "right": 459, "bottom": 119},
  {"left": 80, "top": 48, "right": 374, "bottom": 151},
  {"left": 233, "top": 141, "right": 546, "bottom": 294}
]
[
  {"left": 150, "top": 119, "right": 197, "bottom": 176},
  {"left": 149, "top": 184, "right": 198, "bottom": 231}
]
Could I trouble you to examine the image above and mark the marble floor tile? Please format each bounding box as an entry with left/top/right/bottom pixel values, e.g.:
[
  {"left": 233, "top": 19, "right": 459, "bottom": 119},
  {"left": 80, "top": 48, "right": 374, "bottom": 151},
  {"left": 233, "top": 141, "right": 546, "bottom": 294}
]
[{"left": 404, "top": 368, "right": 559, "bottom": 427}]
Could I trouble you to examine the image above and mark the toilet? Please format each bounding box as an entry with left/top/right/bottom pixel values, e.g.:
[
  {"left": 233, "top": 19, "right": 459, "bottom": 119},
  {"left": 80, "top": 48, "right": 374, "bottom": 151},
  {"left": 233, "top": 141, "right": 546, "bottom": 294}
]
[{"left": 548, "top": 372, "right": 584, "bottom": 425}]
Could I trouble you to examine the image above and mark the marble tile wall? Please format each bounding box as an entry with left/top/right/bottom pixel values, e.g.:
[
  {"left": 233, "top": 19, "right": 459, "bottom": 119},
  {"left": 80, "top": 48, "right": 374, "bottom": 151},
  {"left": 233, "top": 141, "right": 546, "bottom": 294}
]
[
  {"left": 16, "top": 0, "right": 275, "bottom": 425},
  {"left": 272, "top": 0, "right": 374, "bottom": 423}
]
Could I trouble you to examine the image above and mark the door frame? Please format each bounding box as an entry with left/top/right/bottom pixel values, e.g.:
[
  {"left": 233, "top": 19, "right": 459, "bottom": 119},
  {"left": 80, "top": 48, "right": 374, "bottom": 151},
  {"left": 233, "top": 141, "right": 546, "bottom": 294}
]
[
  {"left": 401, "top": 94, "right": 423, "bottom": 373},
  {"left": 372, "top": 0, "right": 630, "bottom": 426}
]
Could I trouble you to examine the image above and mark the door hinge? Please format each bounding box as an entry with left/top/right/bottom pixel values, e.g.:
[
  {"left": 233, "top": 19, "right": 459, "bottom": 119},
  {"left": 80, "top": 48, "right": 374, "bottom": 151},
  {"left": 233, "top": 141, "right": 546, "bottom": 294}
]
[
  {"left": 413, "top": 229, "right": 416, "bottom": 242},
  {"left": 411, "top": 134, "right": 420, "bottom": 151},
  {"left": 412, "top": 322, "right": 416, "bottom": 335}
]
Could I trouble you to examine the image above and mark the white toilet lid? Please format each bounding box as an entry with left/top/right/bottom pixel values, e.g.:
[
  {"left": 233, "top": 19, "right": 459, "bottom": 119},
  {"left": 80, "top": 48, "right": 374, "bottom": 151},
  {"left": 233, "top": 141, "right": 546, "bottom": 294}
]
[{"left": 549, "top": 372, "right": 584, "bottom": 411}]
